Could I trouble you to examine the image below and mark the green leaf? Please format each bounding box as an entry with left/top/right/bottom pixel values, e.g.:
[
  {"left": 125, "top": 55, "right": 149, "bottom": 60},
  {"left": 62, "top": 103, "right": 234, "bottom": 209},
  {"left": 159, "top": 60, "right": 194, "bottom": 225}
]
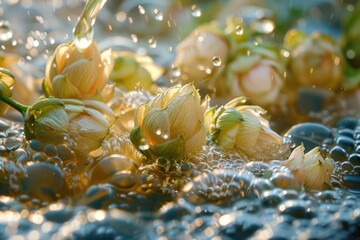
[
  {"left": 154, "top": 136, "right": 185, "bottom": 161},
  {"left": 343, "top": 64, "right": 360, "bottom": 90},
  {"left": 130, "top": 127, "right": 151, "bottom": 159}
]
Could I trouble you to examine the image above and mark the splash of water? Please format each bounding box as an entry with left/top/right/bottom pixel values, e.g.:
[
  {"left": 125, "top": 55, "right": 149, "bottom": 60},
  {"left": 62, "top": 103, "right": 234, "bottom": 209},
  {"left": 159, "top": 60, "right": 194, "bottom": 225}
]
[{"left": 73, "top": 0, "right": 107, "bottom": 51}]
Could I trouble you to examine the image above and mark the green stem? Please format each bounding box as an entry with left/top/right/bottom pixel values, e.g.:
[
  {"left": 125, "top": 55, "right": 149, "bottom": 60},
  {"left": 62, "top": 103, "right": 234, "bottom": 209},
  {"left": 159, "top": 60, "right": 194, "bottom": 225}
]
[{"left": 0, "top": 95, "right": 29, "bottom": 117}]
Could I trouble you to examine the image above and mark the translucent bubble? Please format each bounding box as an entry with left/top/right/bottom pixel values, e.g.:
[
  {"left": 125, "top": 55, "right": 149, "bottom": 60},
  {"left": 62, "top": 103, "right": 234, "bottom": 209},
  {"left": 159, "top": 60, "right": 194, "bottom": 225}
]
[
  {"left": 131, "top": 34, "right": 138, "bottom": 43},
  {"left": 0, "top": 21, "right": 13, "bottom": 41},
  {"left": 235, "top": 25, "right": 244, "bottom": 35},
  {"left": 346, "top": 50, "right": 356, "bottom": 59},
  {"left": 153, "top": 9, "right": 163, "bottom": 21},
  {"left": 148, "top": 37, "right": 157, "bottom": 48},
  {"left": 19, "top": 162, "right": 68, "bottom": 202},
  {"left": 181, "top": 169, "right": 257, "bottom": 206},
  {"left": 191, "top": 5, "right": 201, "bottom": 17},
  {"left": 138, "top": 5, "right": 146, "bottom": 15},
  {"left": 251, "top": 18, "right": 275, "bottom": 34},
  {"left": 212, "top": 56, "right": 222, "bottom": 67}
]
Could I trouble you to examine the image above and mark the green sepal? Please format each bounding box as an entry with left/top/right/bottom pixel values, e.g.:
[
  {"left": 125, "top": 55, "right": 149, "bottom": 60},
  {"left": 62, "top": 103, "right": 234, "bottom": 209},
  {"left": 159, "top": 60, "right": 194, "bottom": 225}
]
[
  {"left": 153, "top": 136, "right": 185, "bottom": 161},
  {"left": 29, "top": 97, "right": 64, "bottom": 114},
  {"left": 42, "top": 79, "right": 52, "bottom": 97},
  {"left": 225, "top": 97, "right": 248, "bottom": 108},
  {"left": 204, "top": 106, "right": 216, "bottom": 133},
  {"left": 215, "top": 108, "right": 243, "bottom": 131},
  {"left": 130, "top": 126, "right": 152, "bottom": 159}
]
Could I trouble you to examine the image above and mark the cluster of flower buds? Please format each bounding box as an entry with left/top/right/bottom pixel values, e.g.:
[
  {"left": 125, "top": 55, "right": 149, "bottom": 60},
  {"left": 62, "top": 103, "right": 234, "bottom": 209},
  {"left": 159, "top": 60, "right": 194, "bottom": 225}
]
[
  {"left": 205, "top": 97, "right": 285, "bottom": 161},
  {"left": 284, "top": 30, "right": 344, "bottom": 90},
  {"left": 130, "top": 83, "right": 208, "bottom": 161},
  {"left": 172, "top": 19, "right": 286, "bottom": 107},
  {"left": 110, "top": 51, "right": 163, "bottom": 93}
]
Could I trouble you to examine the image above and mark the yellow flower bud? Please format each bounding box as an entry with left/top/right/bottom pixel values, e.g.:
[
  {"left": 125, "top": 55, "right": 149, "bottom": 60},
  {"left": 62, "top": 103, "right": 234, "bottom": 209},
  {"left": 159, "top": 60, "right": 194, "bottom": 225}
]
[
  {"left": 24, "top": 98, "right": 114, "bottom": 154},
  {"left": 205, "top": 97, "right": 284, "bottom": 161},
  {"left": 0, "top": 52, "right": 39, "bottom": 110},
  {"left": 0, "top": 67, "right": 15, "bottom": 116},
  {"left": 110, "top": 51, "right": 163, "bottom": 93},
  {"left": 222, "top": 44, "right": 285, "bottom": 107},
  {"left": 130, "top": 83, "right": 208, "bottom": 160},
  {"left": 303, "top": 147, "right": 334, "bottom": 190},
  {"left": 285, "top": 30, "right": 344, "bottom": 89},
  {"left": 282, "top": 145, "right": 334, "bottom": 190},
  {"left": 173, "top": 25, "right": 229, "bottom": 86},
  {"left": 43, "top": 41, "right": 114, "bottom": 100}
]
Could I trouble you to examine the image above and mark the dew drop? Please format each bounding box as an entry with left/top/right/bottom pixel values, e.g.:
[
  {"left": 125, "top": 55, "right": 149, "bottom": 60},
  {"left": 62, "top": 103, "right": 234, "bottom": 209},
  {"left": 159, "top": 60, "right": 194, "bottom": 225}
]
[
  {"left": 0, "top": 21, "right": 13, "bottom": 41},
  {"left": 212, "top": 56, "right": 222, "bottom": 67},
  {"left": 139, "top": 144, "right": 150, "bottom": 151},
  {"left": 191, "top": 5, "right": 202, "bottom": 18},
  {"left": 155, "top": 129, "right": 162, "bottom": 136}
]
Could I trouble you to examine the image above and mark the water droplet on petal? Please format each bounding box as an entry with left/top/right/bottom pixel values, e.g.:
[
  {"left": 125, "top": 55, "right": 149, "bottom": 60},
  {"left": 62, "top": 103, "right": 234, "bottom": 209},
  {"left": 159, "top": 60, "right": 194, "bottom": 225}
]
[{"left": 212, "top": 56, "right": 222, "bottom": 67}]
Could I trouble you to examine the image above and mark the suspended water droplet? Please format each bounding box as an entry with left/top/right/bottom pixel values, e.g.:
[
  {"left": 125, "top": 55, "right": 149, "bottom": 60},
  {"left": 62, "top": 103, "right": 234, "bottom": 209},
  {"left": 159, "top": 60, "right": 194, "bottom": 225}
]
[
  {"left": 191, "top": 5, "right": 201, "bottom": 17},
  {"left": 212, "top": 56, "right": 222, "bottom": 67},
  {"left": 0, "top": 21, "right": 13, "bottom": 41},
  {"left": 131, "top": 34, "right": 138, "bottom": 43},
  {"left": 138, "top": 5, "right": 146, "bottom": 14},
  {"left": 251, "top": 18, "right": 275, "bottom": 34},
  {"left": 346, "top": 50, "right": 356, "bottom": 59},
  {"left": 281, "top": 49, "right": 290, "bottom": 58},
  {"left": 148, "top": 37, "right": 157, "bottom": 48},
  {"left": 116, "top": 11, "right": 127, "bottom": 22},
  {"left": 235, "top": 25, "right": 244, "bottom": 35},
  {"left": 153, "top": 9, "right": 163, "bottom": 21}
]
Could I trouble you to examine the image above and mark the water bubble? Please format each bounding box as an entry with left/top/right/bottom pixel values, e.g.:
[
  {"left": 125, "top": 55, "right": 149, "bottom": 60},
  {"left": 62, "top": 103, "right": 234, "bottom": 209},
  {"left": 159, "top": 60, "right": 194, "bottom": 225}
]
[
  {"left": 116, "top": 11, "right": 127, "bottom": 22},
  {"left": 19, "top": 162, "right": 68, "bottom": 202},
  {"left": 212, "top": 56, "right": 222, "bottom": 67},
  {"left": 0, "top": 21, "right": 13, "bottom": 41},
  {"left": 148, "top": 37, "right": 157, "bottom": 48},
  {"left": 181, "top": 169, "right": 257, "bottom": 206},
  {"left": 138, "top": 5, "right": 146, "bottom": 15},
  {"left": 346, "top": 50, "right": 356, "bottom": 59},
  {"left": 4, "top": 138, "right": 22, "bottom": 151},
  {"left": 251, "top": 18, "right": 275, "bottom": 34},
  {"left": 131, "top": 34, "right": 138, "bottom": 43},
  {"left": 281, "top": 49, "right": 290, "bottom": 58},
  {"left": 235, "top": 25, "right": 244, "bottom": 35},
  {"left": 191, "top": 5, "right": 202, "bottom": 18},
  {"left": 153, "top": 9, "right": 164, "bottom": 21}
]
